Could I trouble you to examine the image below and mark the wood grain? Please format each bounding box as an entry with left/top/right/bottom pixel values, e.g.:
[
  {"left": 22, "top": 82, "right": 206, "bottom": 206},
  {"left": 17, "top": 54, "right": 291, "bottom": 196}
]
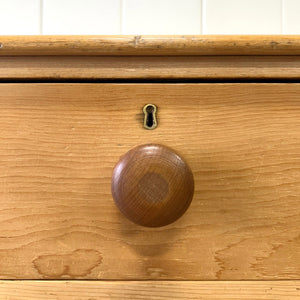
[
  {"left": 111, "top": 144, "right": 194, "bottom": 227},
  {"left": 1, "top": 56, "right": 300, "bottom": 80},
  {"left": 1, "top": 35, "right": 300, "bottom": 56},
  {"left": 0, "top": 281, "right": 299, "bottom": 299},
  {"left": 0, "top": 84, "right": 299, "bottom": 279}
]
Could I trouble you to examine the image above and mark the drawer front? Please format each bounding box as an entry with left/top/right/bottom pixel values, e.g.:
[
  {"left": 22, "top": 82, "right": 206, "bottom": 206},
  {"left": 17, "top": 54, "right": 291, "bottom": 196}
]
[{"left": 0, "top": 83, "right": 299, "bottom": 280}]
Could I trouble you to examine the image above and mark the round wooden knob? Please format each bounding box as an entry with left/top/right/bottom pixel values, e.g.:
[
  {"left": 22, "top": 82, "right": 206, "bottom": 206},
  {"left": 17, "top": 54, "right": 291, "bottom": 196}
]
[{"left": 111, "top": 144, "right": 194, "bottom": 227}]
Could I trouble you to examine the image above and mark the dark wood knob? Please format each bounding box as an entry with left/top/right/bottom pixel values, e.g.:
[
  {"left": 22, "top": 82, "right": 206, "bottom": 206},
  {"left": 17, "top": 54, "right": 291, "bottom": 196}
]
[{"left": 111, "top": 144, "right": 194, "bottom": 227}]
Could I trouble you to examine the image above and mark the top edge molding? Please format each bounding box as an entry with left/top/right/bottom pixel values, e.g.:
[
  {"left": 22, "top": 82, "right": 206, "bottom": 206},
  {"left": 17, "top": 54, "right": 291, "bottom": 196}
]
[{"left": 0, "top": 35, "right": 300, "bottom": 56}]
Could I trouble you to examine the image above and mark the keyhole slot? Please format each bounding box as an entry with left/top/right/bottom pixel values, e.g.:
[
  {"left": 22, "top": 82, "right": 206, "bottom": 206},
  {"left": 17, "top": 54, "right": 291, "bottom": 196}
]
[
  {"left": 146, "top": 106, "right": 154, "bottom": 127},
  {"left": 143, "top": 104, "right": 157, "bottom": 130}
]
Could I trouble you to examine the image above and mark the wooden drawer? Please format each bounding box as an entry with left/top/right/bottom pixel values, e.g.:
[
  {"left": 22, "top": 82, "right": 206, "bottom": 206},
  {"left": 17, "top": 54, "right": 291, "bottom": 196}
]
[
  {"left": 1, "top": 35, "right": 300, "bottom": 298},
  {"left": 1, "top": 83, "right": 299, "bottom": 280}
]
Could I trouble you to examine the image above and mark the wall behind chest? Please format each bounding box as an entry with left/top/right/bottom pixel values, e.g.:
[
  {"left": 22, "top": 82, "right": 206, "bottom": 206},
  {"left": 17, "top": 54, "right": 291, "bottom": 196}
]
[{"left": 0, "top": 0, "right": 299, "bottom": 35}]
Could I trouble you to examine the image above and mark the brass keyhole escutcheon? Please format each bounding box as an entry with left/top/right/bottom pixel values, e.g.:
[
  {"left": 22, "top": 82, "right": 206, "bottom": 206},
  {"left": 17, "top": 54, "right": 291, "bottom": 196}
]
[{"left": 143, "top": 104, "right": 157, "bottom": 130}]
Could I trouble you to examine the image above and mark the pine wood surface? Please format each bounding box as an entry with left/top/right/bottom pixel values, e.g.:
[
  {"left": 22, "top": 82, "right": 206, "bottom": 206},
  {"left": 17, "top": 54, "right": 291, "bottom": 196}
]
[
  {"left": 1, "top": 35, "right": 300, "bottom": 56},
  {"left": 0, "top": 280, "right": 299, "bottom": 299},
  {"left": 0, "top": 83, "right": 299, "bottom": 280},
  {"left": 1, "top": 56, "right": 300, "bottom": 80}
]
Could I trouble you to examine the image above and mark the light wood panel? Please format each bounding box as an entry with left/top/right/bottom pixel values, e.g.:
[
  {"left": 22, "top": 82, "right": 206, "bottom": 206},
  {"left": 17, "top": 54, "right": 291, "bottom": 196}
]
[
  {"left": 1, "top": 35, "right": 300, "bottom": 56},
  {"left": 1, "top": 56, "right": 300, "bottom": 80},
  {"left": 0, "top": 281, "right": 299, "bottom": 299},
  {"left": 0, "top": 84, "right": 299, "bottom": 279}
]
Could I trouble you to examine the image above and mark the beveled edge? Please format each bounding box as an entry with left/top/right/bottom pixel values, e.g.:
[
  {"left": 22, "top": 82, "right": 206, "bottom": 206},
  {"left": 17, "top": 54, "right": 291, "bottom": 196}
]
[{"left": 1, "top": 35, "right": 300, "bottom": 56}]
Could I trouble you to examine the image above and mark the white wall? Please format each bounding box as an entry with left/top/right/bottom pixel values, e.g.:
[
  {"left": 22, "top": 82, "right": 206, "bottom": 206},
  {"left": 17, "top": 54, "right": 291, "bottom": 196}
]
[{"left": 0, "top": 0, "right": 299, "bottom": 35}]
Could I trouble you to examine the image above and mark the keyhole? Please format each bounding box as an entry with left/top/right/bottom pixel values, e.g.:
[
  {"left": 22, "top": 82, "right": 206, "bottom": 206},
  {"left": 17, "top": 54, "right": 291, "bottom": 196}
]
[
  {"left": 146, "top": 105, "right": 154, "bottom": 127},
  {"left": 143, "top": 104, "right": 157, "bottom": 130}
]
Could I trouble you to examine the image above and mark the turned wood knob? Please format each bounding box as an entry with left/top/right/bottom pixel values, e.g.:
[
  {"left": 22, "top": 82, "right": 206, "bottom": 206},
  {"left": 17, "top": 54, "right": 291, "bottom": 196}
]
[{"left": 111, "top": 144, "right": 194, "bottom": 227}]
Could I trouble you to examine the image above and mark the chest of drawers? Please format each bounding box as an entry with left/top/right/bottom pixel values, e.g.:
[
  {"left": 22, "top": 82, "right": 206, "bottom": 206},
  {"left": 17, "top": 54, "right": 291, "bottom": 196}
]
[{"left": 0, "top": 36, "right": 299, "bottom": 299}]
